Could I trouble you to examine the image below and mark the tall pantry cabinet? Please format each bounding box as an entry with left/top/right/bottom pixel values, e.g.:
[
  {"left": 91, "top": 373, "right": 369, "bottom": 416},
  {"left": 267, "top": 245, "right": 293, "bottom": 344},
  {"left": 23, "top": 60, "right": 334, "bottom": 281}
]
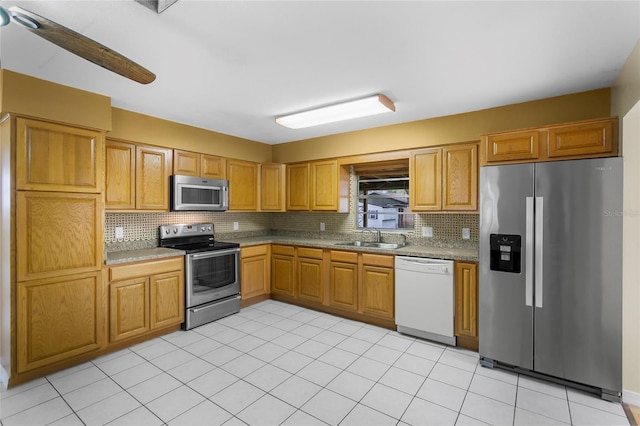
[{"left": 2, "top": 116, "right": 105, "bottom": 383}]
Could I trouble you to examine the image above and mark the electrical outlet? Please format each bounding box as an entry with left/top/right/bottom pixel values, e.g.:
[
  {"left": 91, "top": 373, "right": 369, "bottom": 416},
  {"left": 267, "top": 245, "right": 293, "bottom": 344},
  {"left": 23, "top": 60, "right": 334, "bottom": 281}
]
[
  {"left": 320, "top": 222, "right": 325, "bottom": 231},
  {"left": 422, "top": 226, "right": 433, "bottom": 238},
  {"left": 462, "top": 228, "right": 471, "bottom": 239},
  {"left": 115, "top": 227, "right": 124, "bottom": 239},
  {"left": 233, "top": 222, "right": 239, "bottom": 230}
]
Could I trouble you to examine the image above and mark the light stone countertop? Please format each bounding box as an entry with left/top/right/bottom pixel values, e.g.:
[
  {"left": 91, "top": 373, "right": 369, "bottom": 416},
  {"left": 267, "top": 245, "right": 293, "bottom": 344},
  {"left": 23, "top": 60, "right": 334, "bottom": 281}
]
[
  {"left": 105, "top": 247, "right": 186, "bottom": 266},
  {"left": 105, "top": 236, "right": 478, "bottom": 265},
  {"left": 227, "top": 236, "right": 479, "bottom": 262}
]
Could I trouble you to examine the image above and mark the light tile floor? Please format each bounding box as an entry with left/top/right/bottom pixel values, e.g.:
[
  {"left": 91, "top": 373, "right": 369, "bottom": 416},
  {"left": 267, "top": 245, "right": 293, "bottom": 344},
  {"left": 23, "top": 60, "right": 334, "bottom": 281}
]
[{"left": 0, "top": 299, "right": 631, "bottom": 426}]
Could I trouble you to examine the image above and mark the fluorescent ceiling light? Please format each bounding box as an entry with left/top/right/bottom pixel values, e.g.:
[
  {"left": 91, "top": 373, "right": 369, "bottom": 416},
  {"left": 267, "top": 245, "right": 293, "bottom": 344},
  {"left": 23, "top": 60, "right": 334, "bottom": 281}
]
[{"left": 276, "top": 94, "right": 396, "bottom": 129}]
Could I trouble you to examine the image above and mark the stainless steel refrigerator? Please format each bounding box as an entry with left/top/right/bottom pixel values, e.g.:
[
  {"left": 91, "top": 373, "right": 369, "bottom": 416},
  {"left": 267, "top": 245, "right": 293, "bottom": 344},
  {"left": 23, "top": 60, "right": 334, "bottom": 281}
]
[{"left": 479, "top": 157, "right": 623, "bottom": 401}]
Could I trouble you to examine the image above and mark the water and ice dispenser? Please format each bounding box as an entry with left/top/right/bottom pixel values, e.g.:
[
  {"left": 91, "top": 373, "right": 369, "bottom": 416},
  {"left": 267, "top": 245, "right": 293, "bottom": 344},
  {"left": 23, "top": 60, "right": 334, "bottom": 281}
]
[{"left": 490, "top": 234, "right": 522, "bottom": 273}]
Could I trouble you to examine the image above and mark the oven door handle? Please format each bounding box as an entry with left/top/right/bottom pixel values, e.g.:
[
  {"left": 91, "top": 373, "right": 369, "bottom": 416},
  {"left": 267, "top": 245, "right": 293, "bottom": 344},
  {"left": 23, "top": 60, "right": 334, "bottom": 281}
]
[{"left": 187, "top": 248, "right": 240, "bottom": 260}]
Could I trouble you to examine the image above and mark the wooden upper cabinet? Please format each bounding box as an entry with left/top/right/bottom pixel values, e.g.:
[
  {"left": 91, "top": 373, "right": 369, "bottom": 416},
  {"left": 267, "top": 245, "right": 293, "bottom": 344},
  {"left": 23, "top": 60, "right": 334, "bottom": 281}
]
[
  {"left": 311, "top": 160, "right": 338, "bottom": 211},
  {"left": 481, "top": 117, "right": 618, "bottom": 166},
  {"left": 17, "top": 271, "right": 104, "bottom": 373},
  {"left": 410, "top": 148, "right": 442, "bottom": 211},
  {"left": 482, "top": 130, "right": 541, "bottom": 165},
  {"left": 547, "top": 118, "right": 616, "bottom": 158},
  {"left": 260, "top": 164, "right": 286, "bottom": 211},
  {"left": 105, "top": 140, "right": 136, "bottom": 209},
  {"left": 201, "top": 154, "right": 226, "bottom": 179},
  {"left": 227, "top": 159, "right": 259, "bottom": 211},
  {"left": 442, "top": 144, "right": 478, "bottom": 211},
  {"left": 136, "top": 145, "right": 173, "bottom": 210},
  {"left": 16, "top": 117, "right": 104, "bottom": 193},
  {"left": 106, "top": 139, "right": 172, "bottom": 211},
  {"left": 17, "top": 191, "right": 103, "bottom": 282},
  {"left": 286, "top": 163, "right": 310, "bottom": 211},
  {"left": 173, "top": 149, "right": 200, "bottom": 176},
  {"left": 173, "top": 150, "right": 226, "bottom": 179}
]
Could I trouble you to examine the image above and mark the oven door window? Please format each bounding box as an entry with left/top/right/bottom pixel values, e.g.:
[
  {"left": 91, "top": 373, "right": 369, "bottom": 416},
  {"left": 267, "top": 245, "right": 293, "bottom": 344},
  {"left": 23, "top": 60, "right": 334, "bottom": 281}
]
[{"left": 191, "top": 253, "right": 236, "bottom": 293}]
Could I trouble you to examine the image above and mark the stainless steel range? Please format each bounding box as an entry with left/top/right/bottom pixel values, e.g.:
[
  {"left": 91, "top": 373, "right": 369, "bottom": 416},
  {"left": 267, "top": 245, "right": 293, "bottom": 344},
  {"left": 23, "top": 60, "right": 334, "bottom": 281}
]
[{"left": 159, "top": 223, "right": 240, "bottom": 330}]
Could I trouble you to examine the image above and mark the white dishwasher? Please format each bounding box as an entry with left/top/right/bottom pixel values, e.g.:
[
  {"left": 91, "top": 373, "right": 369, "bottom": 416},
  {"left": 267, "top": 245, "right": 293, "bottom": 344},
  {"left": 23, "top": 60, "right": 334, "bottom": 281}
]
[{"left": 395, "top": 256, "right": 456, "bottom": 346}]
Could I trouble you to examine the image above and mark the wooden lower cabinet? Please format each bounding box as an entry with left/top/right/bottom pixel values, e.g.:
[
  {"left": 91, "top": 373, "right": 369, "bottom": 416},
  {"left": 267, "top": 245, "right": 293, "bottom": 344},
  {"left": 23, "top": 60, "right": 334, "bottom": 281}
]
[
  {"left": 241, "top": 245, "right": 271, "bottom": 301},
  {"left": 454, "top": 261, "right": 478, "bottom": 350},
  {"left": 150, "top": 271, "right": 184, "bottom": 330},
  {"left": 108, "top": 257, "right": 184, "bottom": 343},
  {"left": 361, "top": 254, "right": 394, "bottom": 320},
  {"left": 271, "top": 245, "right": 295, "bottom": 296},
  {"left": 110, "top": 277, "right": 149, "bottom": 342},
  {"left": 17, "top": 271, "right": 104, "bottom": 373},
  {"left": 297, "top": 248, "right": 324, "bottom": 303},
  {"left": 329, "top": 251, "right": 359, "bottom": 312}
]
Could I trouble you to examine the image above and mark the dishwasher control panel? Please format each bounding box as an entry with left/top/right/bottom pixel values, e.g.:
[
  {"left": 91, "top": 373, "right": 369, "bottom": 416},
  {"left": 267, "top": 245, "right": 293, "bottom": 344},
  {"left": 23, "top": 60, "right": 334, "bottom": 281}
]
[{"left": 489, "top": 234, "right": 521, "bottom": 273}]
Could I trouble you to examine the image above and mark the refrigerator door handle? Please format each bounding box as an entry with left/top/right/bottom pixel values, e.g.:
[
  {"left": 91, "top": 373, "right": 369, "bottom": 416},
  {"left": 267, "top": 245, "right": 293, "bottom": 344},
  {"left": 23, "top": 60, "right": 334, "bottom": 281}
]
[
  {"left": 535, "top": 196, "right": 544, "bottom": 308},
  {"left": 525, "top": 197, "right": 534, "bottom": 307}
]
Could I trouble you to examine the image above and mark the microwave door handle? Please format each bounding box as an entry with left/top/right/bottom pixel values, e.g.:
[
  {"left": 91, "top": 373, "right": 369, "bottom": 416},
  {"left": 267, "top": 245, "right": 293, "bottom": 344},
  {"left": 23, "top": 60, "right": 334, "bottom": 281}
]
[
  {"left": 223, "top": 186, "right": 229, "bottom": 208},
  {"left": 189, "top": 248, "right": 239, "bottom": 260}
]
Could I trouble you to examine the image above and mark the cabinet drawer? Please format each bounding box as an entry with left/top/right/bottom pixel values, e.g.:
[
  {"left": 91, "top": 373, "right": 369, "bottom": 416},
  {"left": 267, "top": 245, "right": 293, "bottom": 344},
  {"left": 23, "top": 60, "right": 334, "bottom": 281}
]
[
  {"left": 297, "top": 247, "right": 323, "bottom": 259},
  {"left": 241, "top": 245, "right": 269, "bottom": 258},
  {"left": 272, "top": 245, "right": 295, "bottom": 256},
  {"left": 109, "top": 257, "right": 183, "bottom": 281},
  {"left": 361, "top": 253, "right": 394, "bottom": 268},
  {"left": 330, "top": 250, "right": 358, "bottom": 264}
]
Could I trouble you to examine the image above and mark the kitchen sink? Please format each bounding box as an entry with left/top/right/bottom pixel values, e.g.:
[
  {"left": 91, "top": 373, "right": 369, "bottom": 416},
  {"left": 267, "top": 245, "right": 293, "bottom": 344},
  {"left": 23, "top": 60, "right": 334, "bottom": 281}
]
[{"left": 334, "top": 241, "right": 405, "bottom": 249}]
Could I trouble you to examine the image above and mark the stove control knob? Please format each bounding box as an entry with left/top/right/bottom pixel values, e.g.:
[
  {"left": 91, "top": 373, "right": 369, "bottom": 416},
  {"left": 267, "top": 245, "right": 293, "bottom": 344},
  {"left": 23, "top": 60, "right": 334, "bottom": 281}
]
[
  {"left": 173, "top": 229, "right": 178, "bottom": 234},
  {"left": 164, "top": 229, "right": 170, "bottom": 235},
  {"left": 201, "top": 227, "right": 205, "bottom": 232},
  {"left": 207, "top": 226, "right": 212, "bottom": 231}
]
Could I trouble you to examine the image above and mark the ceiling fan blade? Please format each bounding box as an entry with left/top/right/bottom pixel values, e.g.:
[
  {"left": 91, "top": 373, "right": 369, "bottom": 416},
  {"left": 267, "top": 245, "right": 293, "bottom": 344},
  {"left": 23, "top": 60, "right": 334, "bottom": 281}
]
[{"left": 8, "top": 6, "right": 156, "bottom": 84}]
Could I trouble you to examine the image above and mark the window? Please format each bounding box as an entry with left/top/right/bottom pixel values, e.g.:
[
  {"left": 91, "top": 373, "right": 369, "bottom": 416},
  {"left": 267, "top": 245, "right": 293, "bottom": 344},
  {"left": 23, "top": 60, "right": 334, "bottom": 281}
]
[{"left": 355, "top": 160, "right": 414, "bottom": 230}]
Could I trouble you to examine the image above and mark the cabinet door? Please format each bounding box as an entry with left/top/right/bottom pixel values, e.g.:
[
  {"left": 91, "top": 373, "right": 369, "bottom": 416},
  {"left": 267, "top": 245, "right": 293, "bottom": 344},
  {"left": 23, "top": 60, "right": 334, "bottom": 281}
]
[
  {"left": 271, "top": 254, "right": 295, "bottom": 296},
  {"left": 110, "top": 277, "right": 149, "bottom": 342},
  {"left": 201, "top": 155, "right": 226, "bottom": 179},
  {"left": 454, "top": 262, "right": 478, "bottom": 347},
  {"left": 547, "top": 119, "right": 616, "bottom": 158},
  {"left": 136, "top": 145, "right": 172, "bottom": 210},
  {"left": 105, "top": 140, "right": 136, "bottom": 209},
  {"left": 260, "top": 164, "right": 286, "bottom": 211},
  {"left": 297, "top": 256, "right": 323, "bottom": 303},
  {"left": 482, "top": 130, "right": 540, "bottom": 164},
  {"left": 16, "top": 117, "right": 103, "bottom": 193},
  {"left": 173, "top": 150, "right": 200, "bottom": 176},
  {"left": 227, "top": 159, "right": 259, "bottom": 210},
  {"left": 17, "top": 271, "right": 103, "bottom": 373},
  {"left": 241, "top": 246, "right": 270, "bottom": 299},
  {"left": 311, "top": 160, "right": 338, "bottom": 211},
  {"left": 17, "top": 191, "right": 103, "bottom": 281},
  {"left": 410, "top": 148, "right": 442, "bottom": 211},
  {"left": 361, "top": 265, "right": 394, "bottom": 319},
  {"left": 329, "top": 261, "right": 358, "bottom": 311},
  {"left": 442, "top": 144, "right": 478, "bottom": 211},
  {"left": 286, "top": 163, "right": 310, "bottom": 211},
  {"left": 150, "top": 271, "right": 184, "bottom": 329}
]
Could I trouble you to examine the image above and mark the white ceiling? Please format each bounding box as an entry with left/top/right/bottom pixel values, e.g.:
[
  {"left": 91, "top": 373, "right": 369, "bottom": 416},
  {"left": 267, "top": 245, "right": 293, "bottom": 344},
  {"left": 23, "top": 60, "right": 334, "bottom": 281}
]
[{"left": 1, "top": 1, "right": 639, "bottom": 144}]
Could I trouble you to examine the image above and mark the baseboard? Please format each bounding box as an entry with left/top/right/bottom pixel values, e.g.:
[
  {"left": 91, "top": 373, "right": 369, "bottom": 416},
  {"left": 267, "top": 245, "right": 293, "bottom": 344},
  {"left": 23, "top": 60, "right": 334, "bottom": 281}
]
[{"left": 624, "top": 388, "right": 640, "bottom": 406}]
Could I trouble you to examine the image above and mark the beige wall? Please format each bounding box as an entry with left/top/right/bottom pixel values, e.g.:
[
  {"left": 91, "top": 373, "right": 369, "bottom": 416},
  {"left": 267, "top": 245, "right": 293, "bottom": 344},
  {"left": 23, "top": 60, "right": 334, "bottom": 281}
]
[
  {"left": 612, "top": 38, "right": 640, "bottom": 402},
  {"left": 0, "top": 70, "right": 111, "bottom": 131},
  {"left": 273, "top": 89, "right": 611, "bottom": 163},
  {"left": 109, "top": 108, "right": 272, "bottom": 164}
]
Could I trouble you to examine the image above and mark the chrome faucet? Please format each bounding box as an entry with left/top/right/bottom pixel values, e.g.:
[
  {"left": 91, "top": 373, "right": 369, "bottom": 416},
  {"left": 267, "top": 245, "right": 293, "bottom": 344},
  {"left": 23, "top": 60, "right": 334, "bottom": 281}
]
[
  {"left": 361, "top": 228, "right": 381, "bottom": 242},
  {"left": 400, "top": 234, "right": 407, "bottom": 246}
]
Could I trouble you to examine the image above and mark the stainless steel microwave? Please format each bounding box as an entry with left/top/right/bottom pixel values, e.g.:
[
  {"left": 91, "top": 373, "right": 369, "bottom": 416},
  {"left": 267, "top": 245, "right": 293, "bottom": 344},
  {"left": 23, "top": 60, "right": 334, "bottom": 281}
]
[{"left": 171, "top": 175, "right": 229, "bottom": 211}]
